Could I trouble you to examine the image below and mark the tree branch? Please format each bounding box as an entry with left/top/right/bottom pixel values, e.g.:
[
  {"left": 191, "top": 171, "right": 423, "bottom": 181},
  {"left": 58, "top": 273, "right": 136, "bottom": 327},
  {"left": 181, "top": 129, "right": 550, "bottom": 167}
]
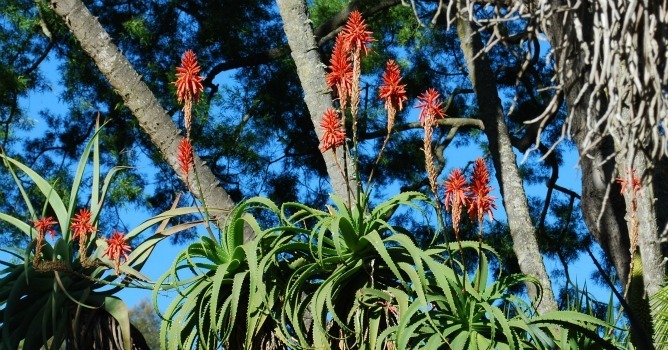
[{"left": 362, "top": 117, "right": 484, "bottom": 140}]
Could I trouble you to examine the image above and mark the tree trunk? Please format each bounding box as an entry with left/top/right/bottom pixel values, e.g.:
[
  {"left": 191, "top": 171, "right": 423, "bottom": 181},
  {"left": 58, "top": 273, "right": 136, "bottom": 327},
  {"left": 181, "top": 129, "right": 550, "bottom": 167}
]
[
  {"left": 539, "top": 0, "right": 666, "bottom": 298},
  {"left": 48, "top": 0, "right": 243, "bottom": 234},
  {"left": 455, "top": 6, "right": 558, "bottom": 314},
  {"left": 548, "top": 3, "right": 632, "bottom": 283},
  {"left": 275, "top": 0, "right": 358, "bottom": 203},
  {"left": 539, "top": 1, "right": 664, "bottom": 346}
]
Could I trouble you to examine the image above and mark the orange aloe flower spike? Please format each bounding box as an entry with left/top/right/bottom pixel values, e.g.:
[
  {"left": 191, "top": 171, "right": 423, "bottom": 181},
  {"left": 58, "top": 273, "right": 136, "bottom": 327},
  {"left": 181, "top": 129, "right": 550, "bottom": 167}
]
[
  {"left": 341, "top": 10, "right": 374, "bottom": 56},
  {"left": 416, "top": 88, "right": 445, "bottom": 126},
  {"left": 319, "top": 108, "right": 346, "bottom": 152},
  {"left": 326, "top": 33, "right": 353, "bottom": 105},
  {"left": 177, "top": 138, "right": 194, "bottom": 180},
  {"left": 70, "top": 208, "right": 97, "bottom": 240},
  {"left": 378, "top": 60, "right": 407, "bottom": 112},
  {"left": 467, "top": 158, "right": 497, "bottom": 222},
  {"left": 173, "top": 50, "right": 204, "bottom": 104},
  {"left": 31, "top": 216, "right": 58, "bottom": 239}
]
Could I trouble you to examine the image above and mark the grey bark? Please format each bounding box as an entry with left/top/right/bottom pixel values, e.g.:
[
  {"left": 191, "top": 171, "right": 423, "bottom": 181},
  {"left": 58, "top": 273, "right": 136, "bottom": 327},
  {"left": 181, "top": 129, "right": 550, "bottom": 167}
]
[
  {"left": 540, "top": 3, "right": 631, "bottom": 286},
  {"left": 540, "top": 0, "right": 665, "bottom": 297},
  {"left": 618, "top": 149, "right": 664, "bottom": 297},
  {"left": 455, "top": 7, "right": 558, "bottom": 314},
  {"left": 48, "top": 0, "right": 242, "bottom": 235},
  {"left": 275, "top": 0, "right": 357, "bottom": 203}
]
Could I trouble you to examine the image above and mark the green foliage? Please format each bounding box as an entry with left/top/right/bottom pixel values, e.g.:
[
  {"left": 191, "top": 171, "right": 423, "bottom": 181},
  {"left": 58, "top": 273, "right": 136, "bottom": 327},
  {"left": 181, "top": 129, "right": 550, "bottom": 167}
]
[
  {"left": 154, "top": 197, "right": 281, "bottom": 349},
  {"left": 651, "top": 282, "right": 668, "bottom": 349},
  {"left": 153, "top": 191, "right": 620, "bottom": 349},
  {"left": 0, "top": 124, "right": 198, "bottom": 349},
  {"left": 309, "top": 0, "right": 347, "bottom": 27}
]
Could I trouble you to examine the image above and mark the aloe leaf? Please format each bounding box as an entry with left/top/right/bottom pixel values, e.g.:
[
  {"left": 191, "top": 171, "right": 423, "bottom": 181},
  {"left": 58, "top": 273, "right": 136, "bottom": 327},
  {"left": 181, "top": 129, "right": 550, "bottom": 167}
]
[
  {"left": 91, "top": 165, "right": 131, "bottom": 222},
  {"left": 104, "top": 297, "right": 132, "bottom": 349},
  {"left": 126, "top": 221, "right": 200, "bottom": 268},
  {"left": 68, "top": 121, "right": 107, "bottom": 222},
  {"left": 1, "top": 151, "right": 36, "bottom": 222},
  {"left": 364, "top": 231, "right": 405, "bottom": 288},
  {"left": 0, "top": 212, "right": 33, "bottom": 238},
  {"left": 0, "top": 156, "right": 68, "bottom": 233},
  {"left": 125, "top": 206, "right": 209, "bottom": 240}
]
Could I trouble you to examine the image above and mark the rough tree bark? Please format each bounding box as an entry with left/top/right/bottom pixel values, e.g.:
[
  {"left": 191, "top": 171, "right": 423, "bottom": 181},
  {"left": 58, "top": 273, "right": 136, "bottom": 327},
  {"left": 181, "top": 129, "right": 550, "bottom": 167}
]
[
  {"left": 275, "top": 0, "right": 358, "bottom": 203},
  {"left": 540, "top": 3, "right": 631, "bottom": 286},
  {"left": 455, "top": 4, "right": 558, "bottom": 314},
  {"left": 539, "top": 0, "right": 666, "bottom": 298},
  {"left": 47, "top": 0, "right": 237, "bottom": 218}
]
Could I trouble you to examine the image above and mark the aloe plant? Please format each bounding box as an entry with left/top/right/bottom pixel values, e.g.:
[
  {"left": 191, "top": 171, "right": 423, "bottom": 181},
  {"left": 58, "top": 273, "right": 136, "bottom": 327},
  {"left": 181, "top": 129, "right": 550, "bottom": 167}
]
[
  {"left": 0, "top": 122, "right": 200, "bottom": 349},
  {"left": 154, "top": 197, "right": 286, "bottom": 349}
]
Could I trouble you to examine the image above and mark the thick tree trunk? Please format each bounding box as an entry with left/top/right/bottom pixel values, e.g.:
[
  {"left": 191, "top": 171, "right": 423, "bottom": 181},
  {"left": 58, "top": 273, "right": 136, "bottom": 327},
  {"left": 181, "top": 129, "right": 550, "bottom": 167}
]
[
  {"left": 48, "top": 0, "right": 240, "bottom": 231},
  {"left": 275, "top": 0, "right": 357, "bottom": 203},
  {"left": 455, "top": 8, "right": 558, "bottom": 314},
  {"left": 540, "top": 0, "right": 665, "bottom": 298},
  {"left": 539, "top": 1, "right": 663, "bottom": 346},
  {"left": 618, "top": 150, "right": 664, "bottom": 297},
  {"left": 547, "top": 3, "right": 632, "bottom": 283}
]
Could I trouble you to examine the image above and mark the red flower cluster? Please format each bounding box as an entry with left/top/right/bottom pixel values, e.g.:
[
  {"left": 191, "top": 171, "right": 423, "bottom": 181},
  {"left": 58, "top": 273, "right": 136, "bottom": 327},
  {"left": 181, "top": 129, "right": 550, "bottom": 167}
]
[
  {"left": 443, "top": 169, "right": 469, "bottom": 212},
  {"left": 442, "top": 158, "right": 497, "bottom": 227},
  {"left": 416, "top": 88, "right": 445, "bottom": 126},
  {"left": 319, "top": 108, "right": 346, "bottom": 152},
  {"left": 341, "top": 10, "right": 374, "bottom": 55},
  {"left": 174, "top": 50, "right": 204, "bottom": 104},
  {"left": 378, "top": 60, "right": 407, "bottom": 112},
  {"left": 103, "top": 231, "right": 132, "bottom": 273},
  {"left": 31, "top": 216, "right": 58, "bottom": 239},
  {"left": 443, "top": 169, "right": 469, "bottom": 233},
  {"left": 30, "top": 216, "right": 57, "bottom": 265},
  {"left": 326, "top": 33, "right": 353, "bottom": 106},
  {"left": 71, "top": 208, "right": 97, "bottom": 240},
  {"left": 616, "top": 169, "right": 642, "bottom": 195},
  {"left": 467, "top": 158, "right": 497, "bottom": 222},
  {"left": 177, "top": 138, "right": 194, "bottom": 180}
]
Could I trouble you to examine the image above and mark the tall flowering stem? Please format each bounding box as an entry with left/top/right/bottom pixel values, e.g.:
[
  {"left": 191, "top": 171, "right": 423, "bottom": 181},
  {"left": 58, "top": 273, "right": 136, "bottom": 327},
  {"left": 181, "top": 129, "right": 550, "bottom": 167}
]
[
  {"left": 616, "top": 169, "right": 641, "bottom": 298},
  {"left": 467, "top": 158, "right": 496, "bottom": 290},
  {"left": 319, "top": 108, "right": 354, "bottom": 201},
  {"left": 367, "top": 60, "right": 407, "bottom": 188},
  {"left": 342, "top": 10, "right": 373, "bottom": 121},
  {"left": 416, "top": 88, "right": 446, "bottom": 231},
  {"left": 172, "top": 52, "right": 219, "bottom": 243},
  {"left": 341, "top": 10, "right": 373, "bottom": 195},
  {"left": 70, "top": 208, "right": 97, "bottom": 262},
  {"left": 30, "top": 216, "right": 58, "bottom": 266},
  {"left": 443, "top": 169, "right": 469, "bottom": 268},
  {"left": 173, "top": 50, "right": 204, "bottom": 138}
]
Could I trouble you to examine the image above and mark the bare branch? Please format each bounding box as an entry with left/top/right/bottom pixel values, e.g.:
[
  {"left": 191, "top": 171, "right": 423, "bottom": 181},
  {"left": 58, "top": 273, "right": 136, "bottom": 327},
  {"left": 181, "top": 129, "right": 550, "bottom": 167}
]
[{"left": 362, "top": 117, "right": 484, "bottom": 140}]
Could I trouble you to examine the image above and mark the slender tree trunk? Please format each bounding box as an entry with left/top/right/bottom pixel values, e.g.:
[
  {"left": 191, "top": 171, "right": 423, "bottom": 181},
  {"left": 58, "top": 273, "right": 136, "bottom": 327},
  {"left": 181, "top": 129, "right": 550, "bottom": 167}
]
[
  {"left": 275, "top": 0, "right": 358, "bottom": 203},
  {"left": 455, "top": 6, "right": 558, "bottom": 314},
  {"left": 48, "top": 0, "right": 240, "bottom": 230}
]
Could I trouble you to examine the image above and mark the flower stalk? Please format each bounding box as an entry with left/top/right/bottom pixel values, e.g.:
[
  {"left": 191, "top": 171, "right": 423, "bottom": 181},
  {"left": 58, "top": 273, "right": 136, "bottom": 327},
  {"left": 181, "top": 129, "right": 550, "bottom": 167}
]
[
  {"left": 70, "top": 208, "right": 97, "bottom": 263},
  {"left": 417, "top": 88, "right": 446, "bottom": 233},
  {"left": 30, "top": 216, "right": 58, "bottom": 266}
]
